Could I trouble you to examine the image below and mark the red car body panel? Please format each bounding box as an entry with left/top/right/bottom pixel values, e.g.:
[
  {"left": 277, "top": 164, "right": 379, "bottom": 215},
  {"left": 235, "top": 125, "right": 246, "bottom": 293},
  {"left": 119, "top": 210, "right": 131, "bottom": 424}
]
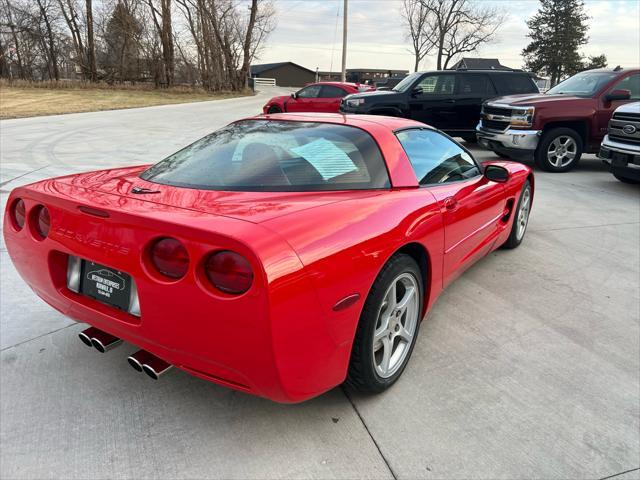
[
  {"left": 262, "top": 82, "right": 374, "bottom": 114},
  {"left": 4, "top": 113, "right": 533, "bottom": 402}
]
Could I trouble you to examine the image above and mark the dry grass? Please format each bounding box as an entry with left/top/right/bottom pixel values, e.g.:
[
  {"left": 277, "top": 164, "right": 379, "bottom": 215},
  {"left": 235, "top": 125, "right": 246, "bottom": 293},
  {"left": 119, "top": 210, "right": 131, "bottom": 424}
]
[{"left": 0, "top": 81, "right": 252, "bottom": 119}]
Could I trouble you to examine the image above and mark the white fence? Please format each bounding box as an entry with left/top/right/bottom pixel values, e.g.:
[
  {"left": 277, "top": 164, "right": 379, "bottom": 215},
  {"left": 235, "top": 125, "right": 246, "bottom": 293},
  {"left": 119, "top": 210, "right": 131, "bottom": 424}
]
[{"left": 253, "top": 77, "right": 276, "bottom": 86}]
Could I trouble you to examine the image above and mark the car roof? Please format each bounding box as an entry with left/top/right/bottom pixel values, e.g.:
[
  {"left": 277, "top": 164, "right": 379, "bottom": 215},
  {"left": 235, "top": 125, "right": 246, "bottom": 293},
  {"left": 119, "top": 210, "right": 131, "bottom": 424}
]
[
  {"left": 414, "top": 69, "right": 529, "bottom": 75},
  {"left": 305, "top": 82, "right": 363, "bottom": 89},
  {"left": 247, "top": 112, "right": 427, "bottom": 132}
]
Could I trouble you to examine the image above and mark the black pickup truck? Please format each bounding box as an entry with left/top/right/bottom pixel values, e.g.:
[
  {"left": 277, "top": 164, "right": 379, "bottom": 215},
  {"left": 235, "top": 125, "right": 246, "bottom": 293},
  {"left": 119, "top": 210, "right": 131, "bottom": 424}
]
[{"left": 339, "top": 69, "right": 539, "bottom": 141}]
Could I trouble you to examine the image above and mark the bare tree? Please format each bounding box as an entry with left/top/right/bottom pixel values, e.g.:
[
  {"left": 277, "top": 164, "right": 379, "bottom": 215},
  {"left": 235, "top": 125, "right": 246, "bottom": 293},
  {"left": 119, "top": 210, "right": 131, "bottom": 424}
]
[
  {"left": 175, "top": 0, "right": 274, "bottom": 91},
  {"left": 147, "top": 0, "right": 174, "bottom": 86},
  {"left": 401, "top": 0, "right": 505, "bottom": 71},
  {"left": 35, "top": 0, "right": 60, "bottom": 79},
  {"left": 85, "top": 0, "right": 96, "bottom": 80},
  {"left": 401, "top": 0, "right": 434, "bottom": 72}
]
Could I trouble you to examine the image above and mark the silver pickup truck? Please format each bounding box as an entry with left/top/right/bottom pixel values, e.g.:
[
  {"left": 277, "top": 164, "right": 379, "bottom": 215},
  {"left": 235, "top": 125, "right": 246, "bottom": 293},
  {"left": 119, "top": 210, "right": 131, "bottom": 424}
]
[{"left": 598, "top": 102, "right": 640, "bottom": 184}]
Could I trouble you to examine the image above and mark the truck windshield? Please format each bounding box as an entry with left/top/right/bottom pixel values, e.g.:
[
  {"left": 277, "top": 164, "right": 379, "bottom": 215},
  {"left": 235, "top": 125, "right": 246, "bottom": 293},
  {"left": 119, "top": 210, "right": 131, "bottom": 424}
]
[
  {"left": 141, "top": 120, "right": 390, "bottom": 191},
  {"left": 393, "top": 72, "right": 422, "bottom": 92},
  {"left": 547, "top": 71, "right": 618, "bottom": 97}
]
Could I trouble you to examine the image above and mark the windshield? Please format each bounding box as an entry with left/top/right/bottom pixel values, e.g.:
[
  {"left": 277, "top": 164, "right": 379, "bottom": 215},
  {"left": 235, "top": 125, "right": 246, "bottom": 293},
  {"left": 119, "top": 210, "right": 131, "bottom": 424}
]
[
  {"left": 393, "top": 72, "right": 422, "bottom": 92},
  {"left": 547, "top": 71, "right": 618, "bottom": 97},
  {"left": 141, "top": 120, "right": 390, "bottom": 191}
]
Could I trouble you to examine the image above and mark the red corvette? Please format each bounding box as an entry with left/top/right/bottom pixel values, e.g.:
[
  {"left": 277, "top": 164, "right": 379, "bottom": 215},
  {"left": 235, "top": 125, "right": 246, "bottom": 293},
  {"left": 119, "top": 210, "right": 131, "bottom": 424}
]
[
  {"left": 262, "top": 82, "right": 374, "bottom": 114},
  {"left": 4, "top": 113, "right": 533, "bottom": 403}
]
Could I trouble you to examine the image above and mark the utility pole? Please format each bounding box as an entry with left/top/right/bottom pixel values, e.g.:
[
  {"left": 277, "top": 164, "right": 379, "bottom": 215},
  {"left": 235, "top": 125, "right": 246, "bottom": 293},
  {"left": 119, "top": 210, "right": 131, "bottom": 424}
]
[{"left": 341, "top": 0, "right": 347, "bottom": 82}]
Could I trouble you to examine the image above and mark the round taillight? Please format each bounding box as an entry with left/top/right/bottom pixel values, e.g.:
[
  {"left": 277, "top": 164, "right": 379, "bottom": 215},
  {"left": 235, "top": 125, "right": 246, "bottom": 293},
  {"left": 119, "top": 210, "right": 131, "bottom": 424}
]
[
  {"left": 205, "top": 251, "right": 254, "bottom": 294},
  {"left": 11, "top": 199, "right": 26, "bottom": 230},
  {"left": 34, "top": 205, "right": 50, "bottom": 239},
  {"left": 149, "top": 238, "right": 189, "bottom": 279}
]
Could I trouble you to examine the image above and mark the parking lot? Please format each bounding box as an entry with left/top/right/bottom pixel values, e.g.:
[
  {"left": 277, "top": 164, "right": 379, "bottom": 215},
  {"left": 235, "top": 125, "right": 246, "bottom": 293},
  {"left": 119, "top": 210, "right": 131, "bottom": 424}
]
[{"left": 1, "top": 87, "right": 638, "bottom": 479}]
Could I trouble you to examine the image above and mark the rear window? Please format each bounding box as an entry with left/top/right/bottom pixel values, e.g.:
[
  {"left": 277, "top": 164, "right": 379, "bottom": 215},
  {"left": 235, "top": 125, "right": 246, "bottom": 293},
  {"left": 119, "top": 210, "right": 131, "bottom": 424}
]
[
  {"left": 492, "top": 74, "right": 539, "bottom": 94},
  {"left": 141, "top": 120, "right": 390, "bottom": 191}
]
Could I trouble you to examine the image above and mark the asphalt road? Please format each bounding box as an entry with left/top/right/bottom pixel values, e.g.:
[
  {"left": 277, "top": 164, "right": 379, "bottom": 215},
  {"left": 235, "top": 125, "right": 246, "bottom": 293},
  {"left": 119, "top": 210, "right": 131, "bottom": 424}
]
[{"left": 1, "top": 87, "right": 639, "bottom": 480}]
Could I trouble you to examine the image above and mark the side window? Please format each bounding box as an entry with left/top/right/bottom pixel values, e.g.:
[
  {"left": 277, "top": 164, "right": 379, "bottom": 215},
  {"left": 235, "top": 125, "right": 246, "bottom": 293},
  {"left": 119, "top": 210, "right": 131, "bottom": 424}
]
[
  {"left": 458, "top": 74, "right": 496, "bottom": 95},
  {"left": 297, "top": 85, "right": 321, "bottom": 98},
  {"left": 492, "top": 74, "right": 538, "bottom": 94},
  {"left": 610, "top": 74, "right": 640, "bottom": 100},
  {"left": 415, "top": 74, "right": 456, "bottom": 95},
  {"left": 319, "top": 86, "right": 348, "bottom": 98},
  {"left": 396, "top": 129, "right": 481, "bottom": 184}
]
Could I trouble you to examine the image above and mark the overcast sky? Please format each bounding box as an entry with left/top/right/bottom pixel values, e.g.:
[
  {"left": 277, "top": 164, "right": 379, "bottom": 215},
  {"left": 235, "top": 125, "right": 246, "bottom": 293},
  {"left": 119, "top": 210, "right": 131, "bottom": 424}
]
[{"left": 257, "top": 0, "right": 640, "bottom": 73}]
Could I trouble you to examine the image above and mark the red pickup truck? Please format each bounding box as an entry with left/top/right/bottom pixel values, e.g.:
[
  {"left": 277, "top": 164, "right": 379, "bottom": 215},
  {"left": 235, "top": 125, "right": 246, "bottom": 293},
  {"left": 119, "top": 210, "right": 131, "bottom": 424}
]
[{"left": 476, "top": 67, "right": 640, "bottom": 172}]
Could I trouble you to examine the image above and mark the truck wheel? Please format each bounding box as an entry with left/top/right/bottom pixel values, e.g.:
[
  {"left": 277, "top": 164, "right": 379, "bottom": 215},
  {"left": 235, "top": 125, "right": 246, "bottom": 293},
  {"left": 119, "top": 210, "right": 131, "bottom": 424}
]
[
  {"left": 534, "top": 127, "right": 583, "bottom": 172},
  {"left": 346, "top": 254, "right": 423, "bottom": 393},
  {"left": 493, "top": 151, "right": 510, "bottom": 159}
]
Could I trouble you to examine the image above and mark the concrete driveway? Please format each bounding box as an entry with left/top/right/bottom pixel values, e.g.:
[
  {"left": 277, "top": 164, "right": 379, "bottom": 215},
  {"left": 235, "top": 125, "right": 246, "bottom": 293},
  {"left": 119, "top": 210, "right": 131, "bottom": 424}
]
[{"left": 1, "top": 88, "right": 639, "bottom": 480}]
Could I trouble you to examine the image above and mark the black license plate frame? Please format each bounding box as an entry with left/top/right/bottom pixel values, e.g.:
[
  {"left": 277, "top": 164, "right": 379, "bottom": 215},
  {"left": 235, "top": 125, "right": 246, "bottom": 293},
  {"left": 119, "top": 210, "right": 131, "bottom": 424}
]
[{"left": 80, "top": 260, "right": 131, "bottom": 312}]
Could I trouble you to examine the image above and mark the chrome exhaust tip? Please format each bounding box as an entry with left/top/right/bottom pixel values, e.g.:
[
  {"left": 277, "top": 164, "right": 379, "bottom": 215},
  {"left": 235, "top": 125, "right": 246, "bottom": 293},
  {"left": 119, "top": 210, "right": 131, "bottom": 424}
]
[
  {"left": 127, "top": 350, "right": 154, "bottom": 373},
  {"left": 141, "top": 356, "right": 172, "bottom": 380},
  {"left": 89, "top": 330, "right": 122, "bottom": 353},
  {"left": 78, "top": 327, "right": 98, "bottom": 348}
]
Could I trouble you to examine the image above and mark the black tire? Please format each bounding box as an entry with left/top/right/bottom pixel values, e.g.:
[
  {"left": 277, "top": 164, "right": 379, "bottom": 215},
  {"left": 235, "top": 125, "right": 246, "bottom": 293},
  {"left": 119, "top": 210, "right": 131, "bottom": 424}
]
[
  {"left": 461, "top": 135, "right": 477, "bottom": 143},
  {"left": 502, "top": 180, "right": 532, "bottom": 249},
  {"left": 346, "top": 253, "right": 424, "bottom": 393},
  {"left": 613, "top": 172, "right": 640, "bottom": 184},
  {"left": 534, "top": 127, "right": 583, "bottom": 172},
  {"left": 267, "top": 106, "right": 282, "bottom": 114},
  {"left": 493, "top": 150, "right": 510, "bottom": 159}
]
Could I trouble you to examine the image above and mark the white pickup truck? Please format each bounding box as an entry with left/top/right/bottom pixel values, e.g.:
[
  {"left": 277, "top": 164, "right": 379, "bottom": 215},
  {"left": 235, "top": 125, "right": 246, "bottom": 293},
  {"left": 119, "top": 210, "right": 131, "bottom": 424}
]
[{"left": 598, "top": 102, "right": 640, "bottom": 184}]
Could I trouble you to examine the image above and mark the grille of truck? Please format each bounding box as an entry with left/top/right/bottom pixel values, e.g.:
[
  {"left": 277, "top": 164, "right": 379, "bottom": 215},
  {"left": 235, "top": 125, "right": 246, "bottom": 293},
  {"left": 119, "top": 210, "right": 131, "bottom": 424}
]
[
  {"left": 482, "top": 105, "right": 512, "bottom": 117},
  {"left": 609, "top": 110, "right": 640, "bottom": 146},
  {"left": 481, "top": 118, "right": 509, "bottom": 131}
]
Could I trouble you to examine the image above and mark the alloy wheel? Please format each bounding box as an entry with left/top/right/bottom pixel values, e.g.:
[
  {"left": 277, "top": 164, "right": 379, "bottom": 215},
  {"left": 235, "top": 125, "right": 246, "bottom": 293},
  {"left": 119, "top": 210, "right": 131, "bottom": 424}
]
[
  {"left": 547, "top": 136, "right": 577, "bottom": 168},
  {"left": 516, "top": 186, "right": 531, "bottom": 241},
  {"left": 372, "top": 273, "right": 420, "bottom": 378}
]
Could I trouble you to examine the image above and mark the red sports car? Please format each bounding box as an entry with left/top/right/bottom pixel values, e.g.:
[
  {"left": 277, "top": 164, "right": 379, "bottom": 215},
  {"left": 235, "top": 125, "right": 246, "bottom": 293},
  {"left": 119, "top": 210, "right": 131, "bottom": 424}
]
[
  {"left": 4, "top": 113, "right": 533, "bottom": 403},
  {"left": 262, "top": 82, "right": 374, "bottom": 114}
]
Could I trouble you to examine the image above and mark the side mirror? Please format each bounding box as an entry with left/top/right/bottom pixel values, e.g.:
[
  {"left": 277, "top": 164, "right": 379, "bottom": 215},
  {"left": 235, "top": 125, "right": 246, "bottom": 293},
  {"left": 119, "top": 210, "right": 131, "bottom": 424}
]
[
  {"left": 291, "top": 92, "right": 298, "bottom": 99},
  {"left": 605, "top": 89, "right": 631, "bottom": 102},
  {"left": 411, "top": 86, "right": 423, "bottom": 97},
  {"left": 484, "top": 164, "right": 510, "bottom": 183}
]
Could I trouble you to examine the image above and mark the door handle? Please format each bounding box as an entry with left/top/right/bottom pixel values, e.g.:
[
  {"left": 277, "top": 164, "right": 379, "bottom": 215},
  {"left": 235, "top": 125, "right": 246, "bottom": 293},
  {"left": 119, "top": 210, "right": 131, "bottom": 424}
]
[{"left": 444, "top": 197, "right": 458, "bottom": 211}]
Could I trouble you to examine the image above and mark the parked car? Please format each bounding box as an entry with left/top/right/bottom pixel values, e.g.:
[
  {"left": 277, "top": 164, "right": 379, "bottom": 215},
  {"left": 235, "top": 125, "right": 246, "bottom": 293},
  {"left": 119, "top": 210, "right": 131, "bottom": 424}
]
[
  {"left": 598, "top": 102, "right": 640, "bottom": 183},
  {"left": 339, "top": 69, "right": 539, "bottom": 142},
  {"left": 4, "top": 113, "right": 533, "bottom": 403},
  {"left": 477, "top": 67, "right": 640, "bottom": 172},
  {"left": 262, "top": 82, "right": 373, "bottom": 114}
]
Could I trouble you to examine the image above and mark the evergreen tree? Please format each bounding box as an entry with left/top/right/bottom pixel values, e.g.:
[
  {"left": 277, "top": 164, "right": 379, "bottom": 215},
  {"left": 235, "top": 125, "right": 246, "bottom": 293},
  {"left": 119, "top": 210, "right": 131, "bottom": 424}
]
[
  {"left": 522, "top": 0, "right": 589, "bottom": 86},
  {"left": 582, "top": 54, "right": 608, "bottom": 71}
]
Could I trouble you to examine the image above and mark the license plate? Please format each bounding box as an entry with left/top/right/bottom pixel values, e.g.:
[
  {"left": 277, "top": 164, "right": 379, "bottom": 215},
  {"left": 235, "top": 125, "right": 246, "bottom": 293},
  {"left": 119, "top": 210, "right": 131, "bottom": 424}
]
[
  {"left": 80, "top": 261, "right": 131, "bottom": 311},
  {"left": 612, "top": 152, "right": 630, "bottom": 167}
]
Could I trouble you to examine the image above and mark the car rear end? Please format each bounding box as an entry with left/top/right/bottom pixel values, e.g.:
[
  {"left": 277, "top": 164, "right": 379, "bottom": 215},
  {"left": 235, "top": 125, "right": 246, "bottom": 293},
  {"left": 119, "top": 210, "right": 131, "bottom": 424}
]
[
  {"left": 599, "top": 102, "right": 640, "bottom": 182},
  {"left": 3, "top": 176, "right": 332, "bottom": 403}
]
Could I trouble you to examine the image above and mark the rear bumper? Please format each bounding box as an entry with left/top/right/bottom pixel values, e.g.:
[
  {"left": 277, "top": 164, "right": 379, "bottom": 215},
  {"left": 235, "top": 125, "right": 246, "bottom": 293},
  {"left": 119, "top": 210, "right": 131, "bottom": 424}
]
[
  {"left": 476, "top": 122, "right": 541, "bottom": 154},
  {"left": 3, "top": 185, "right": 351, "bottom": 403}
]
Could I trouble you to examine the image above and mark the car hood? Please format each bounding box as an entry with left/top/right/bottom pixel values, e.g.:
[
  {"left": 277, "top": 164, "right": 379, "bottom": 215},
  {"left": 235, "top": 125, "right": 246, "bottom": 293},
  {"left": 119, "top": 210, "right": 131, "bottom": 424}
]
[
  {"left": 346, "top": 90, "right": 401, "bottom": 101},
  {"left": 266, "top": 95, "right": 289, "bottom": 104},
  {"left": 489, "top": 93, "right": 587, "bottom": 106},
  {"left": 53, "top": 165, "right": 380, "bottom": 224}
]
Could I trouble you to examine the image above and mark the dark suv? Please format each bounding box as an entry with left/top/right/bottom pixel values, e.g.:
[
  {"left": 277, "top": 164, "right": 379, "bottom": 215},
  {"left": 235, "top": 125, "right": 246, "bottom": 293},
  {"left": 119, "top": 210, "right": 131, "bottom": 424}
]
[{"left": 339, "top": 70, "right": 539, "bottom": 141}]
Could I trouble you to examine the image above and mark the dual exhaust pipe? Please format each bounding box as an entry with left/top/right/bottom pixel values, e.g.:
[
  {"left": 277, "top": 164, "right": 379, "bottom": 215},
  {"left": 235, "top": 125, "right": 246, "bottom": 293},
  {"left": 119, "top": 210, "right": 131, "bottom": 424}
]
[{"left": 79, "top": 326, "right": 172, "bottom": 380}]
